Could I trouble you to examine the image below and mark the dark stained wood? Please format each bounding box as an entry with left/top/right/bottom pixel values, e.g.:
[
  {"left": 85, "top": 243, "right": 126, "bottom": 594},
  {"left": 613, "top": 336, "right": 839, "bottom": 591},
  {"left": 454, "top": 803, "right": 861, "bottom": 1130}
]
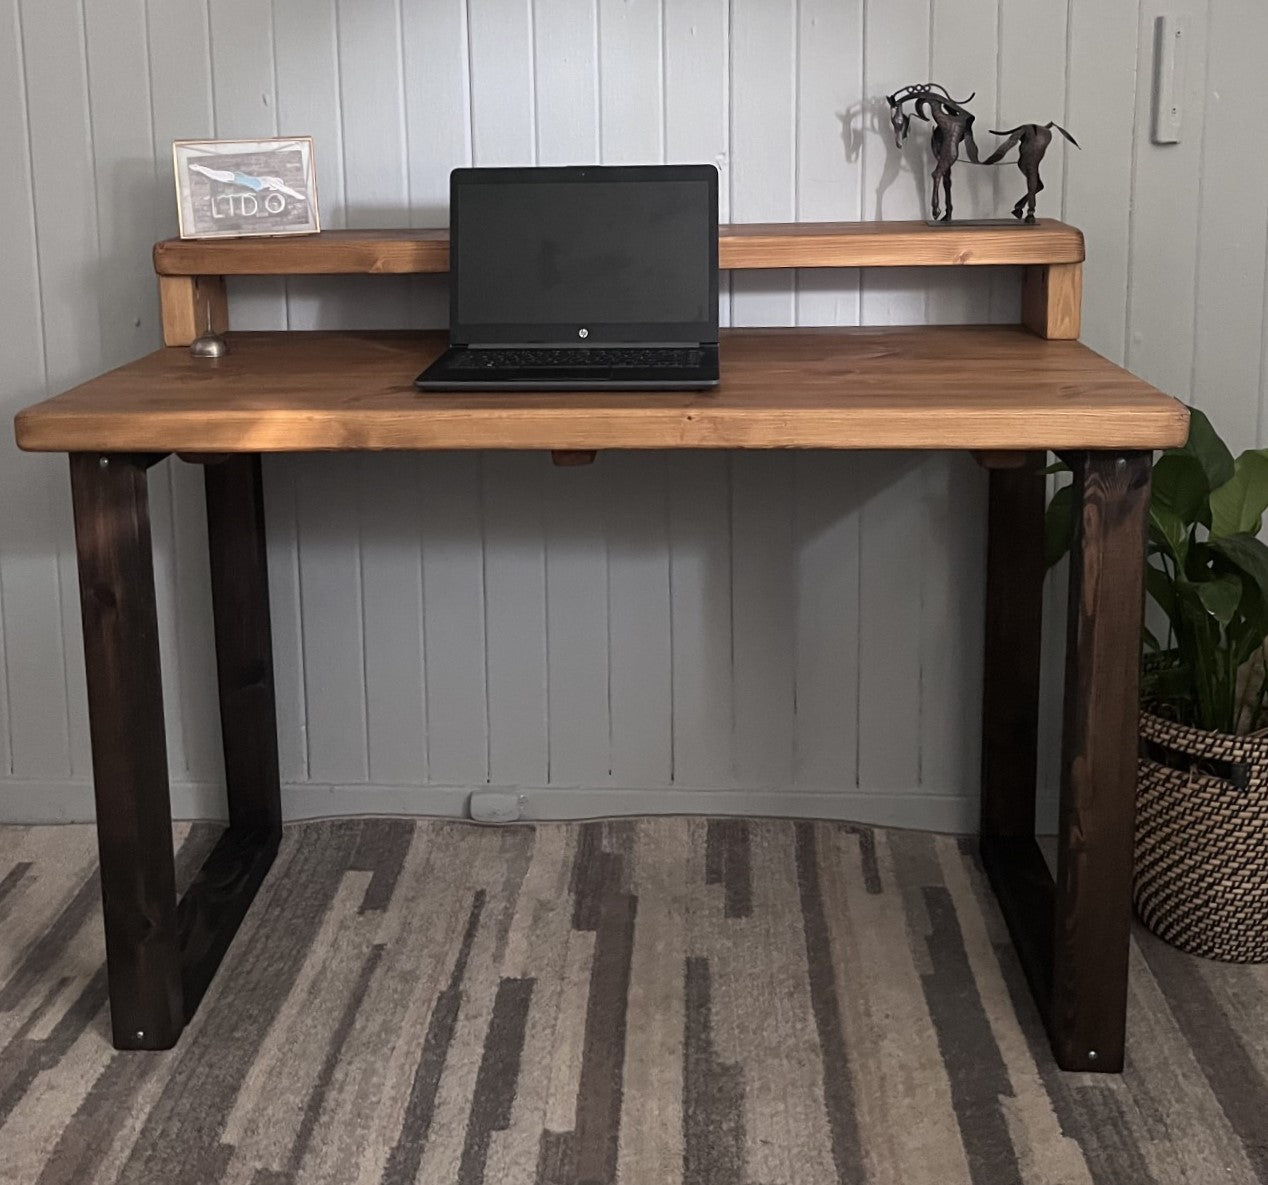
[
  {"left": 151, "top": 219, "right": 1087, "bottom": 277},
  {"left": 980, "top": 455, "right": 1046, "bottom": 842},
  {"left": 69, "top": 452, "right": 183, "bottom": 1050},
  {"left": 70, "top": 451, "right": 285, "bottom": 1051},
  {"left": 551, "top": 450, "right": 598, "bottom": 466},
  {"left": 979, "top": 835, "right": 1055, "bottom": 1016},
  {"left": 177, "top": 823, "right": 279, "bottom": 1019},
  {"left": 204, "top": 455, "right": 282, "bottom": 841},
  {"left": 1052, "top": 450, "right": 1151, "bottom": 1072},
  {"left": 971, "top": 450, "right": 1030, "bottom": 469},
  {"left": 177, "top": 452, "right": 231, "bottom": 465},
  {"left": 14, "top": 328, "right": 1190, "bottom": 455}
]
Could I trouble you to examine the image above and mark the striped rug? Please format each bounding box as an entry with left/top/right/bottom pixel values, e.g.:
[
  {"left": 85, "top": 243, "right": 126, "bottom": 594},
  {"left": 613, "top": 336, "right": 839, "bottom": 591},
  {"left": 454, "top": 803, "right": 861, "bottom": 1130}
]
[{"left": 0, "top": 818, "right": 1266, "bottom": 1184}]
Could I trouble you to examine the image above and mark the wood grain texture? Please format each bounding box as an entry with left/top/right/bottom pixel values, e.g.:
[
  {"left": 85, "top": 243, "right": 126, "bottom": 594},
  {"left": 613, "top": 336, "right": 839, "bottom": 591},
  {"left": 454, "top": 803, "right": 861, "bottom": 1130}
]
[
  {"left": 151, "top": 220, "right": 1087, "bottom": 277},
  {"left": 1022, "top": 263, "right": 1083, "bottom": 340},
  {"left": 69, "top": 452, "right": 183, "bottom": 1049},
  {"left": 1051, "top": 450, "right": 1151, "bottom": 1073},
  {"left": 15, "top": 328, "right": 1187, "bottom": 454},
  {"left": 159, "top": 274, "right": 228, "bottom": 347},
  {"left": 203, "top": 455, "right": 282, "bottom": 840},
  {"left": 175, "top": 822, "right": 279, "bottom": 1026},
  {"left": 979, "top": 834, "right": 1056, "bottom": 1017},
  {"left": 980, "top": 456, "right": 1046, "bottom": 840}
]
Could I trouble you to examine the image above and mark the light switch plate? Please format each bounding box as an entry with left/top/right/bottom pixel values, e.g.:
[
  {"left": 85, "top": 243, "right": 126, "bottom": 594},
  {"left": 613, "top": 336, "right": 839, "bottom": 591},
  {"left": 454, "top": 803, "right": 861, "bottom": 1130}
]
[{"left": 1152, "top": 15, "right": 1188, "bottom": 145}]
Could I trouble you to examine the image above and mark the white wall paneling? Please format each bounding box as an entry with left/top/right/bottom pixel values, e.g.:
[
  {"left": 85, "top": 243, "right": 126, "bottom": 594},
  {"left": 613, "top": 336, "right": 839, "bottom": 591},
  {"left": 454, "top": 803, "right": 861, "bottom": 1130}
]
[{"left": 1, "top": 1, "right": 1265, "bottom": 833}]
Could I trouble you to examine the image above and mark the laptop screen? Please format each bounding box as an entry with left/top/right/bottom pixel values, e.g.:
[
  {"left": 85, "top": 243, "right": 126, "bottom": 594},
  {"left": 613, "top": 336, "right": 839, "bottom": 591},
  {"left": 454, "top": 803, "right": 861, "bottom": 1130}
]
[{"left": 449, "top": 165, "right": 719, "bottom": 345}]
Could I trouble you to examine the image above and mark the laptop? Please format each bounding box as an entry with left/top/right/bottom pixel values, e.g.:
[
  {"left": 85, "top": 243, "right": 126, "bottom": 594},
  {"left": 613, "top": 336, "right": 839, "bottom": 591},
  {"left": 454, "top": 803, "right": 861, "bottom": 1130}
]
[{"left": 415, "top": 164, "right": 720, "bottom": 391}]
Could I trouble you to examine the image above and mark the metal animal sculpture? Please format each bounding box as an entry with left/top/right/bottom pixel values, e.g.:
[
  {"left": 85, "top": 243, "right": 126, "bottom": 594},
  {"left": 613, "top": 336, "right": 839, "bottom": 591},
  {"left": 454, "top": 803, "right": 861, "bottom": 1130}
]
[
  {"left": 886, "top": 83, "right": 980, "bottom": 222},
  {"left": 981, "top": 122, "right": 1080, "bottom": 223}
]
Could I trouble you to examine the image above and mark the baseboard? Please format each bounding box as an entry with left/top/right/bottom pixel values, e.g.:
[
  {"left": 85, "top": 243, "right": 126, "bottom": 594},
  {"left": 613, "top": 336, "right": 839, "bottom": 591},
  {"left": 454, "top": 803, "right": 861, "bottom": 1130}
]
[
  {"left": 0, "top": 779, "right": 231, "bottom": 823},
  {"left": 0, "top": 777, "right": 989, "bottom": 834},
  {"left": 285, "top": 784, "right": 981, "bottom": 833}
]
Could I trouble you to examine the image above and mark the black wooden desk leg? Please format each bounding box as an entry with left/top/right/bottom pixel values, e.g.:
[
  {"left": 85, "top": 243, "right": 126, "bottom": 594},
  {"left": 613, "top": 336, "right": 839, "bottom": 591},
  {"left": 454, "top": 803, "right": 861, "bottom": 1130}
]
[
  {"left": 1051, "top": 450, "right": 1150, "bottom": 1072},
  {"left": 204, "top": 455, "right": 282, "bottom": 839},
  {"left": 175, "top": 455, "right": 283, "bottom": 1020},
  {"left": 978, "top": 455, "right": 1060, "bottom": 1038},
  {"left": 70, "top": 452, "right": 183, "bottom": 1050},
  {"left": 981, "top": 455, "right": 1046, "bottom": 840}
]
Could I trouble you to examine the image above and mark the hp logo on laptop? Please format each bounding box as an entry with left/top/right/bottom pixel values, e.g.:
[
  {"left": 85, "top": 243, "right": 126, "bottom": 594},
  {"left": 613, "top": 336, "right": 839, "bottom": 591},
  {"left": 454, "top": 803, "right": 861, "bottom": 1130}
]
[{"left": 578, "top": 328, "right": 589, "bottom": 339}]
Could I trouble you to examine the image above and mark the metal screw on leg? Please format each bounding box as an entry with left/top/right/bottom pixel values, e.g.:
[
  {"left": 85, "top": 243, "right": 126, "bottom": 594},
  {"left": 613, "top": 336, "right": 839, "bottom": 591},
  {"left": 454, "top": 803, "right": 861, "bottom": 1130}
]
[
  {"left": 1115, "top": 457, "right": 1126, "bottom": 471},
  {"left": 135, "top": 1030, "right": 145, "bottom": 1042},
  {"left": 98, "top": 456, "right": 109, "bottom": 469},
  {"left": 1088, "top": 1049, "right": 1098, "bottom": 1063}
]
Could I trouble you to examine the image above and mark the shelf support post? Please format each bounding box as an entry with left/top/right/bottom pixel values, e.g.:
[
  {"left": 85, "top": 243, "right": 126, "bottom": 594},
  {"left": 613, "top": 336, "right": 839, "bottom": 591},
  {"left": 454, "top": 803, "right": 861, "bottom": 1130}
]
[
  {"left": 158, "top": 275, "right": 228, "bottom": 348},
  {"left": 1022, "top": 262, "right": 1082, "bottom": 340}
]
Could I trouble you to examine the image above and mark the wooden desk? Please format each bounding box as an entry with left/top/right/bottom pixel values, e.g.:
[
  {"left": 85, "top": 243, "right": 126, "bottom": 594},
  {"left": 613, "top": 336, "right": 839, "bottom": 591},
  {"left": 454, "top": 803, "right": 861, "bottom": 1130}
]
[{"left": 13, "top": 222, "right": 1187, "bottom": 1075}]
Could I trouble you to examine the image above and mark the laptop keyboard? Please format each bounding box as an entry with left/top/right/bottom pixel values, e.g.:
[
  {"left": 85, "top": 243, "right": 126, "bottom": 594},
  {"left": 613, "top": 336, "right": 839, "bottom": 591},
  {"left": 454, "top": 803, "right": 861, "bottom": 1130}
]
[{"left": 450, "top": 347, "right": 704, "bottom": 371}]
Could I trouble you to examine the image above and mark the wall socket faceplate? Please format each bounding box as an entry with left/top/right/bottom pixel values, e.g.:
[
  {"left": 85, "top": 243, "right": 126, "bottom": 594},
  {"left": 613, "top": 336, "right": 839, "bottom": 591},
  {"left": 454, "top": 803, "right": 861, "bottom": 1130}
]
[{"left": 468, "top": 790, "right": 525, "bottom": 824}]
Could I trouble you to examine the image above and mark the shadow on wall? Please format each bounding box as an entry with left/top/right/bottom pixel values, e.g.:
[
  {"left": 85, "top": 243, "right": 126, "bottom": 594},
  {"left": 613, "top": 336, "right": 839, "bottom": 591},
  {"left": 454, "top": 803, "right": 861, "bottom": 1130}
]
[
  {"left": 839, "top": 94, "right": 1003, "bottom": 222},
  {"left": 838, "top": 95, "right": 929, "bottom": 221}
]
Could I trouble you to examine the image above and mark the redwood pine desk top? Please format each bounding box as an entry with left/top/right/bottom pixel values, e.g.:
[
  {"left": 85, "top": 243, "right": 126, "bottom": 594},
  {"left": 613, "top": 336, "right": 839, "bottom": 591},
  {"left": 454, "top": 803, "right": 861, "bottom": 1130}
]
[
  {"left": 14, "top": 326, "right": 1188, "bottom": 454},
  {"left": 152, "top": 219, "right": 1086, "bottom": 276}
]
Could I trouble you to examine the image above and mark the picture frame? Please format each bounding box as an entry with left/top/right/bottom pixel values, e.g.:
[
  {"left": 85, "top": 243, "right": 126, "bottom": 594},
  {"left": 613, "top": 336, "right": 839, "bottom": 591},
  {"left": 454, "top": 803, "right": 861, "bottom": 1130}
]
[{"left": 172, "top": 137, "right": 320, "bottom": 239}]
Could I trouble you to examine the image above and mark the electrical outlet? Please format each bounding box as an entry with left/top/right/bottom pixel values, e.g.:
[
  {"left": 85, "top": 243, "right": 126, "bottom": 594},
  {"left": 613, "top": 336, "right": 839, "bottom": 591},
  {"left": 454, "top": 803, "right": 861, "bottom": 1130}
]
[{"left": 468, "top": 791, "right": 524, "bottom": 824}]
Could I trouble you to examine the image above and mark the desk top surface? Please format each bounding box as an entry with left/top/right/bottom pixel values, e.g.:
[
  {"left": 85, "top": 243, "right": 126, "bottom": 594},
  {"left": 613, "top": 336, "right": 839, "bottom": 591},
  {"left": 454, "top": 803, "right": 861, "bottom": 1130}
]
[{"left": 15, "top": 327, "right": 1188, "bottom": 454}]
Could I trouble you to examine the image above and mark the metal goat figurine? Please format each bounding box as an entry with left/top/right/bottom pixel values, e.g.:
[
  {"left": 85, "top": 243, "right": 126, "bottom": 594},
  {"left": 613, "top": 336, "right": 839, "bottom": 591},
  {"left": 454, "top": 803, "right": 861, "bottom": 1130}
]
[
  {"left": 886, "top": 83, "right": 1079, "bottom": 223},
  {"left": 886, "top": 84, "right": 980, "bottom": 222}
]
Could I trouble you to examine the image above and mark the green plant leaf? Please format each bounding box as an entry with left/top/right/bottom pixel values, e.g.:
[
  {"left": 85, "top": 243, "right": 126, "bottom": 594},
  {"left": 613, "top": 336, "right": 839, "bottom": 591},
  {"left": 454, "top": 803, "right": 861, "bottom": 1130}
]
[
  {"left": 1172, "top": 405, "right": 1234, "bottom": 490},
  {"left": 1148, "top": 502, "right": 1189, "bottom": 568},
  {"left": 1195, "top": 574, "right": 1242, "bottom": 625},
  {"left": 1142, "top": 623, "right": 1162, "bottom": 652},
  {"left": 1145, "top": 562, "right": 1178, "bottom": 631},
  {"left": 1152, "top": 451, "right": 1210, "bottom": 524},
  {"left": 1209, "top": 449, "right": 1268, "bottom": 538},
  {"left": 1044, "top": 482, "right": 1073, "bottom": 568},
  {"left": 1208, "top": 533, "right": 1268, "bottom": 635}
]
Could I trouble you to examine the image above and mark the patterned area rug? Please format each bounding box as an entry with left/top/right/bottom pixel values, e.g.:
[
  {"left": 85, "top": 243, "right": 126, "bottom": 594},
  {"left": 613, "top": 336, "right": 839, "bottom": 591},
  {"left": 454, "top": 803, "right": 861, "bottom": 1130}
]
[{"left": 0, "top": 817, "right": 1266, "bottom": 1184}]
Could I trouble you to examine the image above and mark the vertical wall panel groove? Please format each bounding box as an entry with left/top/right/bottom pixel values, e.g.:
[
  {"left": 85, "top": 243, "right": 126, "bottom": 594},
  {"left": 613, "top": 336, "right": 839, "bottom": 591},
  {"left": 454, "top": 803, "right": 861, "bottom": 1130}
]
[
  {"left": 6, "top": 0, "right": 97, "bottom": 782},
  {"left": 1189, "top": 0, "right": 1268, "bottom": 446},
  {"left": 145, "top": 1, "right": 220, "bottom": 785}
]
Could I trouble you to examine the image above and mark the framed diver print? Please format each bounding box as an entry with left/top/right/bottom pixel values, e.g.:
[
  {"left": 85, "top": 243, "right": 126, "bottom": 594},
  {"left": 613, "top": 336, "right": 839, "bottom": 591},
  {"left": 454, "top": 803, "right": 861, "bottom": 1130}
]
[{"left": 173, "top": 137, "right": 320, "bottom": 239}]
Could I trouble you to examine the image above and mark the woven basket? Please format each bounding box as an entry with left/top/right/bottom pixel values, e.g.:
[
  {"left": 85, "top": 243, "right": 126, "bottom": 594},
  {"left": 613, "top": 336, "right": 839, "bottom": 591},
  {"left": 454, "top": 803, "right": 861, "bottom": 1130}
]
[{"left": 1135, "top": 711, "right": 1268, "bottom": 962}]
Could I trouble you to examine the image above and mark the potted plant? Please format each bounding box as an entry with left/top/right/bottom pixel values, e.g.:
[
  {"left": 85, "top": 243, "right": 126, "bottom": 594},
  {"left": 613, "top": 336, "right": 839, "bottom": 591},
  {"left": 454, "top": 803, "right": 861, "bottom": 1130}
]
[{"left": 1047, "top": 408, "right": 1268, "bottom": 962}]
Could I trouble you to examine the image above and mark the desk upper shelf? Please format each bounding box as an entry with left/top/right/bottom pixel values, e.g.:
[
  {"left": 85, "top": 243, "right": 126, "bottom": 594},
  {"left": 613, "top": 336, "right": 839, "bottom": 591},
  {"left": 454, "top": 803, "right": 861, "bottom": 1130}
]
[
  {"left": 153, "top": 220, "right": 1088, "bottom": 346},
  {"left": 153, "top": 219, "right": 1085, "bottom": 276},
  {"left": 15, "top": 326, "right": 1187, "bottom": 455}
]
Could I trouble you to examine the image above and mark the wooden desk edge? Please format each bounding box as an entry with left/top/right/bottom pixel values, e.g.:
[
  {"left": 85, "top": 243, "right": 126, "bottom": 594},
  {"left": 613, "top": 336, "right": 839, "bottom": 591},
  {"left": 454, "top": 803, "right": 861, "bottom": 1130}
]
[
  {"left": 14, "top": 400, "right": 1191, "bottom": 456},
  {"left": 152, "top": 221, "right": 1086, "bottom": 277}
]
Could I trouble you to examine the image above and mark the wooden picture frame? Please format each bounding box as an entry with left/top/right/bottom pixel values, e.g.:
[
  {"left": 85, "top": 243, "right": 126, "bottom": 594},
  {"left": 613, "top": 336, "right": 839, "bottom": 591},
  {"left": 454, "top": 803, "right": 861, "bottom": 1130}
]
[{"left": 173, "top": 137, "right": 320, "bottom": 240}]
